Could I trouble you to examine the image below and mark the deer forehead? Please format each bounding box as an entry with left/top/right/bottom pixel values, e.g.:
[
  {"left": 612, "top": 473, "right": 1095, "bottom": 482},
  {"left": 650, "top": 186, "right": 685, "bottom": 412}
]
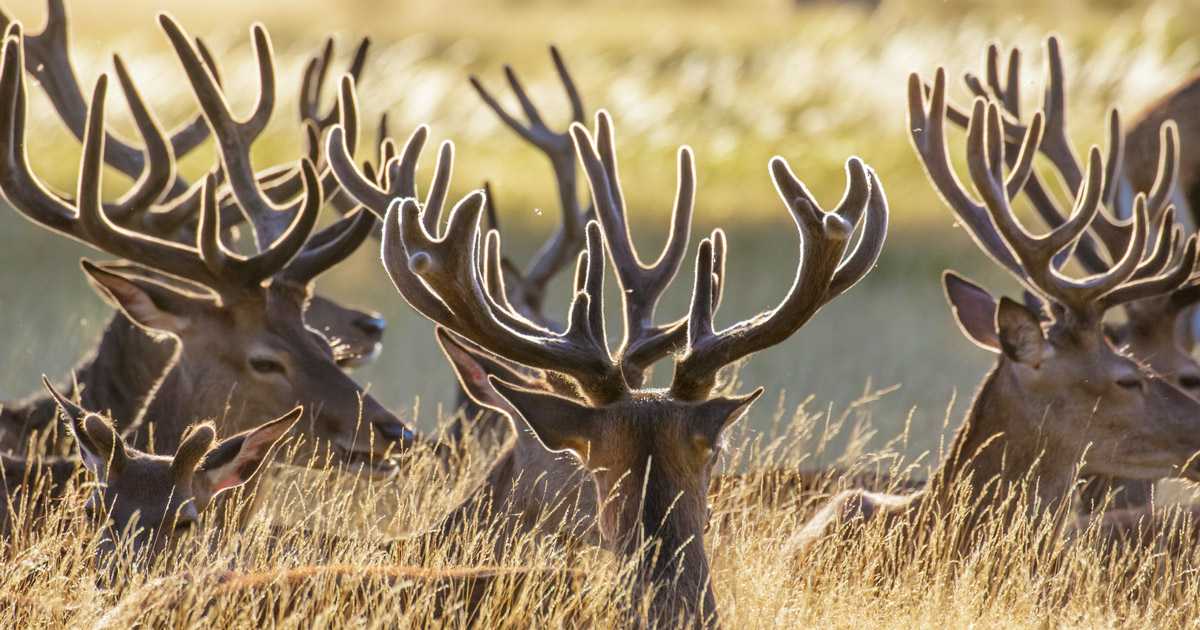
[{"left": 102, "top": 455, "right": 197, "bottom": 521}]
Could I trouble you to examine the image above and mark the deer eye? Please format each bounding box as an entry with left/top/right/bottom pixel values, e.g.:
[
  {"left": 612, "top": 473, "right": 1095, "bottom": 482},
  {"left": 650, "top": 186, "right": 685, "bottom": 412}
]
[
  {"left": 249, "top": 357, "right": 285, "bottom": 375},
  {"left": 173, "top": 520, "right": 195, "bottom": 533},
  {"left": 1179, "top": 375, "right": 1200, "bottom": 391},
  {"left": 1115, "top": 377, "right": 1143, "bottom": 391}
]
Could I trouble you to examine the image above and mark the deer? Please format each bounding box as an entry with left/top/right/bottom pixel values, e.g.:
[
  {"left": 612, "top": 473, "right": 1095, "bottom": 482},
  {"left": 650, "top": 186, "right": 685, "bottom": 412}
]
[
  {"left": 0, "top": 0, "right": 389, "bottom": 371},
  {"left": 328, "top": 101, "right": 888, "bottom": 625},
  {"left": 784, "top": 67, "right": 1200, "bottom": 561},
  {"left": 2, "top": 377, "right": 297, "bottom": 562},
  {"left": 934, "top": 36, "right": 1200, "bottom": 513},
  {"left": 0, "top": 20, "right": 414, "bottom": 475},
  {"left": 0, "top": 4, "right": 394, "bottom": 454}
]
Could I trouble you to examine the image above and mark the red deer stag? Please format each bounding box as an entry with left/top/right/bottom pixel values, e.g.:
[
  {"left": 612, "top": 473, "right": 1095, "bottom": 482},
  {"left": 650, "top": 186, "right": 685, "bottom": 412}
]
[
  {"left": 785, "top": 68, "right": 1200, "bottom": 560},
  {"left": 0, "top": 21, "right": 412, "bottom": 473},
  {"left": 330, "top": 105, "right": 887, "bottom": 625},
  {"left": 936, "top": 37, "right": 1200, "bottom": 512}
]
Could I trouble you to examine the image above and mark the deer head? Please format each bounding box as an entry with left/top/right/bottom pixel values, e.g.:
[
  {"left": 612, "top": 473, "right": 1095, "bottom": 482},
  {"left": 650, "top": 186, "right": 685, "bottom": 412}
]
[
  {"left": 44, "top": 377, "right": 297, "bottom": 562},
  {"left": 0, "top": 22, "right": 411, "bottom": 473},
  {"left": 331, "top": 103, "right": 888, "bottom": 626}
]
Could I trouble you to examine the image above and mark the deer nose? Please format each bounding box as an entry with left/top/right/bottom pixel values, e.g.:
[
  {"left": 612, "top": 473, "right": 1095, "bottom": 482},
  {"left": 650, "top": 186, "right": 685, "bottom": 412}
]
[
  {"left": 355, "top": 312, "right": 387, "bottom": 338},
  {"left": 374, "top": 419, "right": 415, "bottom": 445}
]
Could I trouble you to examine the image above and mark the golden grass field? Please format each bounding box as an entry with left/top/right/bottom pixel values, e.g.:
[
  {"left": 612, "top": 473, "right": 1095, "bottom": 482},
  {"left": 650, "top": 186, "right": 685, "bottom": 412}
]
[{"left": 1, "top": 0, "right": 1200, "bottom": 627}]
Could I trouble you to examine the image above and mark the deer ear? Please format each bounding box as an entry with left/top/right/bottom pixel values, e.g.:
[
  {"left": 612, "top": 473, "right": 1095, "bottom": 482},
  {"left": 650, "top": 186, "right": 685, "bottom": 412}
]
[
  {"left": 487, "top": 376, "right": 599, "bottom": 457},
  {"left": 996, "top": 297, "right": 1047, "bottom": 367},
  {"left": 943, "top": 271, "right": 1001, "bottom": 352},
  {"left": 80, "top": 260, "right": 199, "bottom": 334},
  {"left": 77, "top": 413, "right": 127, "bottom": 477},
  {"left": 194, "top": 407, "right": 300, "bottom": 508},
  {"left": 43, "top": 376, "right": 122, "bottom": 475},
  {"left": 693, "top": 388, "right": 762, "bottom": 451},
  {"left": 437, "top": 328, "right": 545, "bottom": 416}
]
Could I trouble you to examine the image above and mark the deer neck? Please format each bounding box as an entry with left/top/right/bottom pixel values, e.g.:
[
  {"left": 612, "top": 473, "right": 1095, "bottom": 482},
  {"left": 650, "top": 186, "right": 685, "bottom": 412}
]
[
  {"left": 606, "top": 479, "right": 716, "bottom": 629},
  {"left": 128, "top": 342, "right": 209, "bottom": 454},
  {"left": 79, "top": 313, "right": 179, "bottom": 427},
  {"left": 923, "top": 363, "right": 1081, "bottom": 535}
]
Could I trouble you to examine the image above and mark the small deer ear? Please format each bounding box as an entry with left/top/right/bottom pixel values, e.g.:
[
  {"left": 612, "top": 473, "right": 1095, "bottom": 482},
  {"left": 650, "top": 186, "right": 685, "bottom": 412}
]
[
  {"left": 79, "top": 413, "right": 127, "bottom": 477},
  {"left": 693, "top": 388, "right": 763, "bottom": 450},
  {"left": 487, "top": 375, "right": 599, "bottom": 457},
  {"left": 80, "top": 260, "right": 198, "bottom": 334},
  {"left": 193, "top": 407, "right": 300, "bottom": 509},
  {"left": 943, "top": 271, "right": 1001, "bottom": 352},
  {"left": 43, "top": 376, "right": 120, "bottom": 474},
  {"left": 996, "top": 297, "right": 1047, "bottom": 367}
]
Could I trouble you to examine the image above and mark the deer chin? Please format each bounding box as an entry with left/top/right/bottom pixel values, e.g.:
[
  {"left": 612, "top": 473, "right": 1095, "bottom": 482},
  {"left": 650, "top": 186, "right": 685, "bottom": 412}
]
[
  {"left": 1180, "top": 459, "right": 1200, "bottom": 483},
  {"left": 331, "top": 437, "right": 401, "bottom": 480},
  {"left": 340, "top": 448, "right": 400, "bottom": 480},
  {"left": 334, "top": 343, "right": 382, "bottom": 370}
]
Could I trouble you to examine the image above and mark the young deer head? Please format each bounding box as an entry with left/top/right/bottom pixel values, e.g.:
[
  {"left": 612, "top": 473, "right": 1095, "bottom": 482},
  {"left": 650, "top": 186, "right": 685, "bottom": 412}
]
[
  {"left": 910, "top": 67, "right": 1200, "bottom": 515},
  {"left": 43, "top": 378, "right": 297, "bottom": 562},
  {"left": 330, "top": 105, "right": 888, "bottom": 626},
  {"left": 0, "top": 22, "right": 412, "bottom": 471}
]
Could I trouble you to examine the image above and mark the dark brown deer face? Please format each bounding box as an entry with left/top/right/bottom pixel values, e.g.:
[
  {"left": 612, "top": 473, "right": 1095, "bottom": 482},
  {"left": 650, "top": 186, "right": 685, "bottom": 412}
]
[
  {"left": 946, "top": 274, "right": 1200, "bottom": 483},
  {"left": 83, "top": 265, "right": 410, "bottom": 475},
  {"left": 47, "top": 380, "right": 297, "bottom": 562},
  {"left": 1106, "top": 299, "right": 1200, "bottom": 398},
  {"left": 489, "top": 382, "right": 760, "bottom": 549}
]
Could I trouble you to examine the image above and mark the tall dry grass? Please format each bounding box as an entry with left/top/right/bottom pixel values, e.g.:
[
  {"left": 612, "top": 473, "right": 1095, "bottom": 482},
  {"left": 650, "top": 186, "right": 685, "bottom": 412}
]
[{"left": 3, "top": 391, "right": 1200, "bottom": 628}]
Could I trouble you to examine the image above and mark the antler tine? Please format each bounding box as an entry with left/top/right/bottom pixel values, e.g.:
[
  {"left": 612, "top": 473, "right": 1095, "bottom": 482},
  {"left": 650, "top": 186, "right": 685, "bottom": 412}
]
[
  {"left": 1144, "top": 121, "right": 1180, "bottom": 221},
  {"left": 908, "top": 69, "right": 1024, "bottom": 277},
  {"left": 469, "top": 46, "right": 589, "bottom": 316},
  {"left": 1101, "top": 228, "right": 1199, "bottom": 311},
  {"left": 670, "top": 156, "right": 863, "bottom": 402},
  {"left": 382, "top": 192, "right": 624, "bottom": 404},
  {"left": 196, "top": 159, "right": 322, "bottom": 289},
  {"left": 828, "top": 159, "right": 888, "bottom": 297},
  {"left": 3, "top": 0, "right": 207, "bottom": 201},
  {"left": 571, "top": 112, "right": 693, "bottom": 385},
  {"left": 299, "top": 35, "right": 369, "bottom": 129},
  {"left": 278, "top": 206, "right": 377, "bottom": 285}
]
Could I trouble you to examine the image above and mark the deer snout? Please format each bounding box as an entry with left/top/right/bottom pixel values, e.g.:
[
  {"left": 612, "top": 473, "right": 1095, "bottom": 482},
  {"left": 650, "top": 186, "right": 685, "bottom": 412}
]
[{"left": 354, "top": 312, "right": 387, "bottom": 338}]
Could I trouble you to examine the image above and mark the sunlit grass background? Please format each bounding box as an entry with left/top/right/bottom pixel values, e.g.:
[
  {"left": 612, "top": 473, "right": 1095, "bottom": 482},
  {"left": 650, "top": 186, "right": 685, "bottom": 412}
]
[
  {"left": 1, "top": 0, "right": 1200, "bottom": 625},
  {"left": 3, "top": 0, "right": 1196, "bottom": 460}
]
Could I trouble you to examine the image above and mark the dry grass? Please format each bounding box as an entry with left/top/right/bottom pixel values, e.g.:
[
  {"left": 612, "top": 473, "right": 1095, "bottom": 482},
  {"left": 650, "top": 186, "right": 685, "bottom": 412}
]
[
  {"left": 3, "top": 0, "right": 1200, "bottom": 626},
  {"left": 4, "top": 394, "right": 1200, "bottom": 628}
]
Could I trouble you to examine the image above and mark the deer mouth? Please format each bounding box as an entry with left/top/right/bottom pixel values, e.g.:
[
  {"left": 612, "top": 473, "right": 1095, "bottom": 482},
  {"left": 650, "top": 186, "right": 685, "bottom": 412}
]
[
  {"left": 1181, "top": 458, "right": 1200, "bottom": 483},
  {"left": 334, "top": 342, "right": 382, "bottom": 370},
  {"left": 339, "top": 446, "right": 400, "bottom": 479}
]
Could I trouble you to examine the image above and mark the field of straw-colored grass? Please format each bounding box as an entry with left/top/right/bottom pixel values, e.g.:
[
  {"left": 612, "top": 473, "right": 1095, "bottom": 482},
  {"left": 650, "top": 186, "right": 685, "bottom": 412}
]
[{"left": 2, "top": 0, "right": 1200, "bottom": 627}]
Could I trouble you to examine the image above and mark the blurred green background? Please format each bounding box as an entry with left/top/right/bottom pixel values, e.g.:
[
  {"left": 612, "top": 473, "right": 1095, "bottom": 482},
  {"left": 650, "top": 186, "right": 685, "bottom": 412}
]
[{"left": 0, "top": 0, "right": 1196, "bottom": 463}]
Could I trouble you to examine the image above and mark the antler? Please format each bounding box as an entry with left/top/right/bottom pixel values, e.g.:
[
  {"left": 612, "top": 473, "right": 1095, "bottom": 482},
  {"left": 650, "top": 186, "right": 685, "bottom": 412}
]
[
  {"left": 382, "top": 190, "right": 626, "bottom": 404},
  {"left": 469, "top": 46, "right": 590, "bottom": 320},
  {"left": 668, "top": 152, "right": 887, "bottom": 401},
  {"left": 938, "top": 37, "right": 1182, "bottom": 273},
  {"left": 0, "top": 28, "right": 320, "bottom": 299},
  {"left": 909, "top": 68, "right": 1198, "bottom": 324},
  {"left": 0, "top": 0, "right": 209, "bottom": 204},
  {"left": 569, "top": 111, "right": 696, "bottom": 387}
]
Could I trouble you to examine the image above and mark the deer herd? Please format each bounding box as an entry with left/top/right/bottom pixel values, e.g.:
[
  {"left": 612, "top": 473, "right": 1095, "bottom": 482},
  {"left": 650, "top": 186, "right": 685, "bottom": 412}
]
[{"left": 0, "top": 0, "right": 1199, "bottom": 628}]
